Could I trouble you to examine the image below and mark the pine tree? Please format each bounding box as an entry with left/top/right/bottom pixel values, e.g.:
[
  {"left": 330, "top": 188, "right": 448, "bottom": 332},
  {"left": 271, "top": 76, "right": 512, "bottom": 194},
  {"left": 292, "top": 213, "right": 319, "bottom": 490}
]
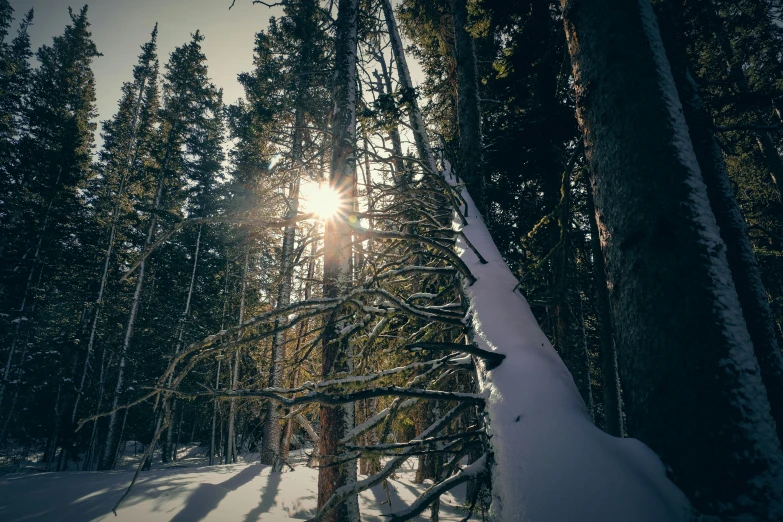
[
  {"left": 68, "top": 24, "right": 160, "bottom": 469},
  {"left": 0, "top": 3, "right": 33, "bottom": 249},
  {"left": 101, "top": 31, "right": 222, "bottom": 469},
  {"left": 0, "top": 6, "right": 100, "bottom": 458}
]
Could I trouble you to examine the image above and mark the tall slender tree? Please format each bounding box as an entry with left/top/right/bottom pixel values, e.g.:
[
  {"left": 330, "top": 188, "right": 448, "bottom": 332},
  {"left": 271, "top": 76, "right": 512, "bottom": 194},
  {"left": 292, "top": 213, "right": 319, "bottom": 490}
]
[{"left": 318, "top": 0, "right": 361, "bottom": 520}]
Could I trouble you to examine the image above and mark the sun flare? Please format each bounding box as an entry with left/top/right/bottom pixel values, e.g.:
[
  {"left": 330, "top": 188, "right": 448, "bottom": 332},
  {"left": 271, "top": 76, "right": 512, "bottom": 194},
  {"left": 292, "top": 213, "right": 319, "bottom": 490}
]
[{"left": 302, "top": 183, "right": 342, "bottom": 220}]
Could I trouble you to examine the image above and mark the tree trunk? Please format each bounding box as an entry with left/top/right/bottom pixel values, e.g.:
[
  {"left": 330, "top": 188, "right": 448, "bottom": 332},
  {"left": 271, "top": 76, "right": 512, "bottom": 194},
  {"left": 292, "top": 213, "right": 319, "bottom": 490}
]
[
  {"left": 295, "top": 413, "right": 320, "bottom": 467},
  {"left": 585, "top": 170, "right": 623, "bottom": 437},
  {"left": 561, "top": 0, "right": 783, "bottom": 516},
  {"left": 164, "top": 224, "right": 203, "bottom": 462},
  {"left": 71, "top": 174, "right": 126, "bottom": 427},
  {"left": 262, "top": 107, "right": 304, "bottom": 469},
  {"left": 380, "top": 0, "right": 436, "bottom": 174},
  {"left": 653, "top": 4, "right": 783, "bottom": 447},
  {"left": 0, "top": 198, "right": 55, "bottom": 412},
  {"left": 372, "top": 50, "right": 405, "bottom": 180},
  {"left": 209, "top": 358, "right": 221, "bottom": 466},
  {"left": 101, "top": 175, "right": 164, "bottom": 470},
  {"left": 72, "top": 61, "right": 152, "bottom": 431},
  {"left": 83, "top": 348, "right": 111, "bottom": 471},
  {"left": 450, "top": 0, "right": 485, "bottom": 207},
  {"left": 553, "top": 154, "right": 593, "bottom": 412},
  {"left": 226, "top": 250, "right": 249, "bottom": 465},
  {"left": 317, "top": 1, "right": 360, "bottom": 521}
]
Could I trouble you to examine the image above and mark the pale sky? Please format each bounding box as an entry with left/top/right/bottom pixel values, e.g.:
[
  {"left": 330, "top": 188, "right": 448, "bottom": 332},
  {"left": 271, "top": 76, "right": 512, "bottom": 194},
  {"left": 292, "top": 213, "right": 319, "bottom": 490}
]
[
  {"left": 9, "top": 0, "right": 287, "bottom": 132},
  {"left": 8, "top": 0, "right": 423, "bottom": 147}
]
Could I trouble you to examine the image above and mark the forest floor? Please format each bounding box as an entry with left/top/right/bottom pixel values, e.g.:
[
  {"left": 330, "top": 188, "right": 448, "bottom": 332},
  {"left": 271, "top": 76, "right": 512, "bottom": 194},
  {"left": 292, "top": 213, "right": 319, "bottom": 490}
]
[{"left": 0, "top": 444, "right": 474, "bottom": 521}]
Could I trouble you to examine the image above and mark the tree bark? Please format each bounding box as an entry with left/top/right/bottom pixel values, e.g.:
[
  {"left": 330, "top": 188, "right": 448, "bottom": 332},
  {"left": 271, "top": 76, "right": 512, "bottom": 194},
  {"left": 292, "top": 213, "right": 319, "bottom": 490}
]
[
  {"left": 101, "top": 175, "right": 164, "bottom": 470},
  {"left": 654, "top": 2, "right": 783, "bottom": 448},
  {"left": 262, "top": 104, "right": 305, "bottom": 469},
  {"left": 450, "top": 0, "right": 485, "bottom": 208},
  {"left": 317, "top": 1, "right": 360, "bottom": 520},
  {"left": 226, "top": 250, "right": 249, "bottom": 465},
  {"left": 561, "top": 0, "right": 783, "bottom": 516},
  {"left": 380, "top": 0, "right": 437, "bottom": 174},
  {"left": 585, "top": 170, "right": 623, "bottom": 437}
]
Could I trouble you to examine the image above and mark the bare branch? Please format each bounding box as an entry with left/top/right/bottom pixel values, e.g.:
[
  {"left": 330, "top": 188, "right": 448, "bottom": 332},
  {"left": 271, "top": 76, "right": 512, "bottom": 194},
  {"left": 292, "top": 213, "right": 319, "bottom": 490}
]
[{"left": 408, "top": 342, "right": 505, "bottom": 369}]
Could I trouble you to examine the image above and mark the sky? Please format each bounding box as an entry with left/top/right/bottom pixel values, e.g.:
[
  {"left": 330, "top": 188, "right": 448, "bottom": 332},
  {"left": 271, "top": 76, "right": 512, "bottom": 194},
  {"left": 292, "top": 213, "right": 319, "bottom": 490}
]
[
  {"left": 8, "top": 0, "right": 423, "bottom": 148},
  {"left": 6, "top": 0, "right": 281, "bottom": 143}
]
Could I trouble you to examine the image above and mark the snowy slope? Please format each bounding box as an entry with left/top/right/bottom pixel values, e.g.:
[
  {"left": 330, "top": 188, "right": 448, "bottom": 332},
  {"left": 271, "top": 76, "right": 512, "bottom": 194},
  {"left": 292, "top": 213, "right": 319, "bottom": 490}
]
[
  {"left": 449, "top": 168, "right": 696, "bottom": 521},
  {"left": 0, "top": 450, "right": 472, "bottom": 522}
]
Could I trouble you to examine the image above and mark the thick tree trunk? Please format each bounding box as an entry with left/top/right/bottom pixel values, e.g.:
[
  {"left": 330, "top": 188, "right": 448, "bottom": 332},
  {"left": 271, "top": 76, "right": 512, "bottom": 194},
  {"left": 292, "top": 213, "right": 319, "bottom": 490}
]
[
  {"left": 653, "top": 6, "right": 783, "bottom": 448},
  {"left": 561, "top": 0, "right": 783, "bottom": 516},
  {"left": 585, "top": 171, "right": 623, "bottom": 437},
  {"left": 450, "top": 0, "right": 485, "bottom": 208},
  {"left": 317, "top": 1, "right": 360, "bottom": 521},
  {"left": 101, "top": 176, "right": 164, "bottom": 470}
]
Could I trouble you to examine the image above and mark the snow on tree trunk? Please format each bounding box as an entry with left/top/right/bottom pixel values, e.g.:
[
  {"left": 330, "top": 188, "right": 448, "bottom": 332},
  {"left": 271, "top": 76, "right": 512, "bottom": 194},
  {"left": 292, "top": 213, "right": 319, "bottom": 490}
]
[
  {"left": 448, "top": 165, "right": 693, "bottom": 521},
  {"left": 654, "top": 4, "right": 783, "bottom": 451},
  {"left": 561, "top": 0, "right": 783, "bottom": 516},
  {"left": 318, "top": 0, "right": 360, "bottom": 520}
]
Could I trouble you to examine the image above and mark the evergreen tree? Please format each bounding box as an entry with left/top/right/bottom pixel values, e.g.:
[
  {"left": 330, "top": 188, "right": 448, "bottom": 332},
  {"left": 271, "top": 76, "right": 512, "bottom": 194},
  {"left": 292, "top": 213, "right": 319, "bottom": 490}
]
[
  {"left": 0, "top": 7, "right": 100, "bottom": 462},
  {"left": 0, "top": 2, "right": 33, "bottom": 247}
]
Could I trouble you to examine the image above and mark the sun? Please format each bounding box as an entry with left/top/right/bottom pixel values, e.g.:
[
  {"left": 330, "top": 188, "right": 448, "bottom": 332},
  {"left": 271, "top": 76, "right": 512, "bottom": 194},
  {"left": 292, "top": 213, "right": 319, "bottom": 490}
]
[{"left": 301, "top": 182, "right": 342, "bottom": 220}]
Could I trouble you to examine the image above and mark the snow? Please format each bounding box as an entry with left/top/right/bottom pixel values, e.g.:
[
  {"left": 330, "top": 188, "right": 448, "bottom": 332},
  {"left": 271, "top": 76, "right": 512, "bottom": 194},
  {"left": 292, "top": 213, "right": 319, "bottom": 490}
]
[
  {"left": 446, "top": 163, "right": 695, "bottom": 521},
  {"left": 0, "top": 447, "right": 474, "bottom": 522}
]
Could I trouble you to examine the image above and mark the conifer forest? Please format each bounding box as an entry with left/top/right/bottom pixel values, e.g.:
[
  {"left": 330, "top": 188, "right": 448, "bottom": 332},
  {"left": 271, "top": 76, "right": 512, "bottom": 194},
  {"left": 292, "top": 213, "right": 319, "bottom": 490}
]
[{"left": 2, "top": 0, "right": 783, "bottom": 520}]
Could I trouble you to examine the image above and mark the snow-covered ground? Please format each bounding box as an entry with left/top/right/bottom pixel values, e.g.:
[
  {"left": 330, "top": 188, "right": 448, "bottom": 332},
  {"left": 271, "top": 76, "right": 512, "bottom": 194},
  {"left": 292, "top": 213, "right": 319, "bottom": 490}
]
[{"left": 0, "top": 445, "right": 473, "bottom": 522}]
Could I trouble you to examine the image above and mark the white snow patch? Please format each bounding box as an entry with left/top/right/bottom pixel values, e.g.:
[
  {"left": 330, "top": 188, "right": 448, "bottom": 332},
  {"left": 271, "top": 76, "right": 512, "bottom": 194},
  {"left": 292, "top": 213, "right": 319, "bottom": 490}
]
[
  {"left": 0, "top": 450, "right": 473, "bottom": 521},
  {"left": 447, "top": 163, "right": 694, "bottom": 521}
]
